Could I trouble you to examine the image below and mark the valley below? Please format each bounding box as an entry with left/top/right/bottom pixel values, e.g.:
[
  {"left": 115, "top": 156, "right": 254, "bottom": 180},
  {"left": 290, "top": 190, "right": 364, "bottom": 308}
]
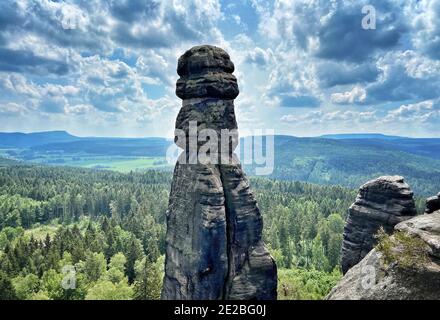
[{"left": 0, "top": 131, "right": 438, "bottom": 300}]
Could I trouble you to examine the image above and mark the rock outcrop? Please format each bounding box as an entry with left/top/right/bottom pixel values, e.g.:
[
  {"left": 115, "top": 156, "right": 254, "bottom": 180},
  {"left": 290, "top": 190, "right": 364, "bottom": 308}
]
[
  {"left": 341, "top": 176, "right": 417, "bottom": 274},
  {"left": 425, "top": 193, "right": 440, "bottom": 214},
  {"left": 327, "top": 212, "right": 440, "bottom": 300},
  {"left": 161, "top": 45, "right": 277, "bottom": 300}
]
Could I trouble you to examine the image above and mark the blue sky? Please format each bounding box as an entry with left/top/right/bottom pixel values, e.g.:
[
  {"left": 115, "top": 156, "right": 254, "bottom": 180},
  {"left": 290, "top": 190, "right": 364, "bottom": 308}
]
[{"left": 0, "top": 0, "right": 439, "bottom": 137}]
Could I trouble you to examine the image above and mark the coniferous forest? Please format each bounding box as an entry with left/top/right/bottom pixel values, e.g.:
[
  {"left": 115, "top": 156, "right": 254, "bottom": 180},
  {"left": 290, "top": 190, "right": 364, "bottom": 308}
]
[{"left": 2, "top": 163, "right": 415, "bottom": 300}]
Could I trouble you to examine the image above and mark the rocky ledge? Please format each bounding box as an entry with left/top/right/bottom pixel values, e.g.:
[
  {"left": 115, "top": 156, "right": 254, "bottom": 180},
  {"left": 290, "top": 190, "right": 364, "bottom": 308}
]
[{"left": 327, "top": 211, "right": 440, "bottom": 300}]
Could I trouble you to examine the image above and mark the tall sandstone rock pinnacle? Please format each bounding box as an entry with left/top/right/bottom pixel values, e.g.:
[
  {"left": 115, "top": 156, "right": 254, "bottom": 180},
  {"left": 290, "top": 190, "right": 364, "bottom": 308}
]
[
  {"left": 341, "top": 176, "right": 417, "bottom": 274},
  {"left": 161, "top": 45, "right": 277, "bottom": 300}
]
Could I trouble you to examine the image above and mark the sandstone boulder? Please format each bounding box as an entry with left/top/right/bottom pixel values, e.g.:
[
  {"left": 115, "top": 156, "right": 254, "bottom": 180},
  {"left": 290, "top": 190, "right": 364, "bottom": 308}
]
[
  {"left": 425, "top": 192, "right": 440, "bottom": 214},
  {"left": 341, "top": 176, "right": 417, "bottom": 274}
]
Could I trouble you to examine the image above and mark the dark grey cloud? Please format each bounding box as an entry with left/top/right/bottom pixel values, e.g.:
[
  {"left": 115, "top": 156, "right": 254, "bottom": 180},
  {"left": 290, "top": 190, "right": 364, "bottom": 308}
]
[
  {"left": 279, "top": 94, "right": 321, "bottom": 108},
  {"left": 0, "top": 0, "right": 222, "bottom": 65},
  {"left": 0, "top": 1, "right": 110, "bottom": 53},
  {"left": 367, "top": 71, "right": 440, "bottom": 103},
  {"left": 112, "top": 25, "right": 171, "bottom": 49},
  {"left": 111, "top": 1, "right": 216, "bottom": 49},
  {"left": 0, "top": 1, "right": 22, "bottom": 29},
  {"left": 317, "top": 61, "right": 380, "bottom": 88},
  {"left": 264, "top": 0, "right": 408, "bottom": 63},
  {"left": 107, "top": 0, "right": 174, "bottom": 49},
  {"left": 108, "top": 0, "right": 160, "bottom": 23},
  {"left": 0, "top": 34, "right": 5, "bottom": 46},
  {"left": 87, "top": 76, "right": 106, "bottom": 86},
  {"left": 39, "top": 97, "right": 66, "bottom": 113},
  {"left": 266, "top": 69, "right": 321, "bottom": 108},
  {"left": 421, "top": 38, "right": 440, "bottom": 60},
  {"left": 165, "top": 9, "right": 202, "bottom": 41},
  {"left": 412, "top": 0, "right": 440, "bottom": 60},
  {"left": 366, "top": 52, "right": 440, "bottom": 104},
  {"left": 0, "top": 48, "right": 69, "bottom": 75},
  {"left": 87, "top": 90, "right": 127, "bottom": 113},
  {"left": 314, "top": 3, "right": 407, "bottom": 62}
]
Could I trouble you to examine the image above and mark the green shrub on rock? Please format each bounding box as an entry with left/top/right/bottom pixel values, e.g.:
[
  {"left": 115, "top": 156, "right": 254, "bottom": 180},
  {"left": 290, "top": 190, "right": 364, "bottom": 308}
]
[{"left": 375, "top": 227, "right": 430, "bottom": 269}]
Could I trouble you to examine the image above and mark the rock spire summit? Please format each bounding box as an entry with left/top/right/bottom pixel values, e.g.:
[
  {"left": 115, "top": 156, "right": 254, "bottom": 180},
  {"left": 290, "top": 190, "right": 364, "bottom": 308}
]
[{"left": 161, "top": 45, "right": 277, "bottom": 300}]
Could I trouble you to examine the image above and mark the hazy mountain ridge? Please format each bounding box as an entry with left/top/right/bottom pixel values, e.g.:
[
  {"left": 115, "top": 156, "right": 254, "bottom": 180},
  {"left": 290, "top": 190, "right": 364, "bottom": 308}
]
[
  {"left": 0, "top": 131, "right": 78, "bottom": 148},
  {"left": 320, "top": 133, "right": 405, "bottom": 140},
  {"left": 243, "top": 135, "right": 440, "bottom": 195}
]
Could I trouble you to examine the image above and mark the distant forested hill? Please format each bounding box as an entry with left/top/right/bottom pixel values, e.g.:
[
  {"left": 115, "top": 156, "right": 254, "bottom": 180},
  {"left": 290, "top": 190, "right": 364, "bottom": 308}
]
[
  {"left": 320, "top": 133, "right": 404, "bottom": 140},
  {"left": 28, "top": 138, "right": 171, "bottom": 157},
  {"left": 1, "top": 131, "right": 440, "bottom": 195},
  {"left": 0, "top": 131, "right": 172, "bottom": 158},
  {"left": 0, "top": 131, "right": 79, "bottom": 148},
  {"left": 243, "top": 135, "right": 440, "bottom": 196},
  {"left": 321, "top": 134, "right": 440, "bottom": 159}
]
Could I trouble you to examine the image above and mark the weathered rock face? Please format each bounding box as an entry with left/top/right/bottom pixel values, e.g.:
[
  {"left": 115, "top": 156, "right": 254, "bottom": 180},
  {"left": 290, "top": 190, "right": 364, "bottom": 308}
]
[
  {"left": 327, "top": 212, "right": 440, "bottom": 300},
  {"left": 176, "top": 45, "right": 239, "bottom": 101},
  {"left": 161, "top": 45, "right": 277, "bottom": 300},
  {"left": 341, "top": 176, "right": 417, "bottom": 274},
  {"left": 425, "top": 193, "right": 440, "bottom": 214}
]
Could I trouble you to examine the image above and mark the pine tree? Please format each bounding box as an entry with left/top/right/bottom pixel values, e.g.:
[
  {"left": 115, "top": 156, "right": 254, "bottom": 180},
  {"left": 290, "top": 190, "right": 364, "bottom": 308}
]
[
  {"left": 44, "top": 233, "right": 51, "bottom": 253},
  {"left": 126, "top": 237, "right": 143, "bottom": 283},
  {"left": 0, "top": 271, "right": 17, "bottom": 300},
  {"left": 133, "top": 256, "right": 162, "bottom": 300}
]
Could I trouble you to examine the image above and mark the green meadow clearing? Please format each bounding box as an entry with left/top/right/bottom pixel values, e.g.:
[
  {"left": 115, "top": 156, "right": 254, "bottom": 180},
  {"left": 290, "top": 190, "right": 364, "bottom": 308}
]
[
  {"left": 25, "top": 156, "right": 171, "bottom": 172},
  {"left": 78, "top": 157, "right": 170, "bottom": 172}
]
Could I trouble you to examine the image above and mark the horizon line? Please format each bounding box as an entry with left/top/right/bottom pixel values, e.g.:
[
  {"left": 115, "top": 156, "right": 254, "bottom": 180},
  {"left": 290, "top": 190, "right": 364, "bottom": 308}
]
[{"left": 1, "top": 130, "right": 440, "bottom": 139}]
